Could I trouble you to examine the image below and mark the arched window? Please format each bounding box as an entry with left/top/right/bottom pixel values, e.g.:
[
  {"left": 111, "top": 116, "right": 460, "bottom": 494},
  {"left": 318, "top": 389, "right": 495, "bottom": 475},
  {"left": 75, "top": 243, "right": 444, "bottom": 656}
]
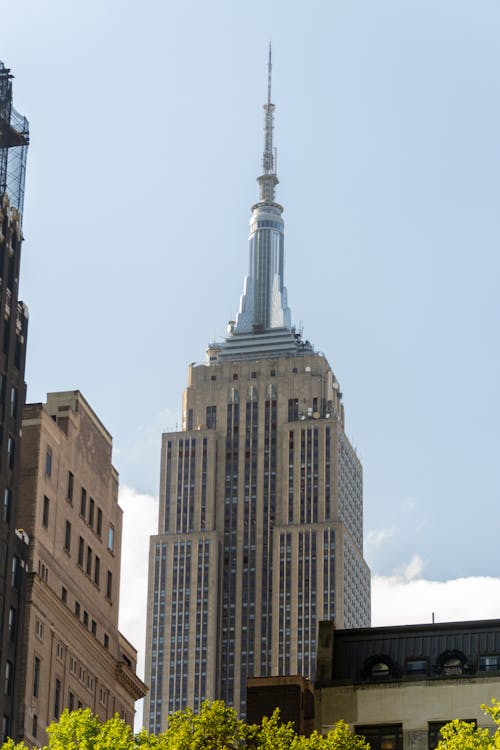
[
  {"left": 435, "top": 650, "right": 470, "bottom": 676},
  {"left": 362, "top": 654, "right": 400, "bottom": 680},
  {"left": 371, "top": 662, "right": 390, "bottom": 678},
  {"left": 266, "top": 384, "right": 277, "bottom": 399},
  {"left": 228, "top": 387, "right": 239, "bottom": 403}
]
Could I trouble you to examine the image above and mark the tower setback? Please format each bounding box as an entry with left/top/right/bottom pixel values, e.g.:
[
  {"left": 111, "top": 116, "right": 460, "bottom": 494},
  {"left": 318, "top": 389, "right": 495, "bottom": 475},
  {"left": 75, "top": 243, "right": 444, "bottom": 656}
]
[{"left": 144, "top": 50, "right": 370, "bottom": 728}]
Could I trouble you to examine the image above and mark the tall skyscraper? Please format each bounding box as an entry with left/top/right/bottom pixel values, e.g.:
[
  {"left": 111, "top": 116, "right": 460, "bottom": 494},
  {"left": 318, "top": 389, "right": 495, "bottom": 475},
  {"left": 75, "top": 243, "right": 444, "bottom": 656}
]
[
  {"left": 0, "top": 61, "right": 30, "bottom": 742},
  {"left": 144, "top": 51, "right": 370, "bottom": 729}
]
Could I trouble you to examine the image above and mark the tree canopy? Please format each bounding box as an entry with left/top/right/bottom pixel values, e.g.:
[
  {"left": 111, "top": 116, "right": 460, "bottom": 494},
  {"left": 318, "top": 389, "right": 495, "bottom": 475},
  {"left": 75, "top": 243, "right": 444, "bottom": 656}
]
[
  {"left": 436, "top": 700, "right": 500, "bottom": 750},
  {"left": 0, "top": 700, "right": 369, "bottom": 750}
]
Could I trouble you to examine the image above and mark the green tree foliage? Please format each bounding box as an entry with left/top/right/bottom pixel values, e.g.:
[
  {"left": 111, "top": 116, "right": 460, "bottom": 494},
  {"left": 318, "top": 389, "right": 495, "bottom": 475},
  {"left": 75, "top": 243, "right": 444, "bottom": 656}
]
[
  {"left": 435, "top": 701, "right": 500, "bottom": 750},
  {"left": 0, "top": 700, "right": 368, "bottom": 750}
]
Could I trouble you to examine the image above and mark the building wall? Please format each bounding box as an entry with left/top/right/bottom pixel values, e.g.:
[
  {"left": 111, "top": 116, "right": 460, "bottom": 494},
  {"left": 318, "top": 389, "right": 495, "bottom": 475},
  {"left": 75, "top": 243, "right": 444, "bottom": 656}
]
[
  {"left": 145, "top": 352, "right": 370, "bottom": 728},
  {"left": 16, "top": 392, "right": 146, "bottom": 745},
  {"left": 0, "top": 192, "right": 29, "bottom": 742},
  {"left": 316, "top": 679, "right": 499, "bottom": 748},
  {"left": 315, "top": 620, "right": 500, "bottom": 750}
]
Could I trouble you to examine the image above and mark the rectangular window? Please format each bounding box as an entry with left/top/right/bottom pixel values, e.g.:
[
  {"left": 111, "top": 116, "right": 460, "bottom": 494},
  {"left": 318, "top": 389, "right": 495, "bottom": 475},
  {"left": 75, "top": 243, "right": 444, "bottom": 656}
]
[
  {"left": 86, "top": 546, "right": 92, "bottom": 576},
  {"left": 45, "top": 447, "right": 52, "bottom": 477},
  {"left": 64, "top": 521, "right": 71, "bottom": 553},
  {"left": 206, "top": 405, "right": 217, "bottom": 429},
  {"left": 91, "top": 620, "right": 97, "bottom": 636},
  {"left": 104, "top": 633, "right": 109, "bottom": 649},
  {"left": 11, "top": 556, "right": 20, "bottom": 588},
  {"left": 4, "top": 661, "right": 12, "bottom": 696},
  {"left": 74, "top": 601, "right": 80, "bottom": 618},
  {"left": 61, "top": 586, "right": 67, "bottom": 604},
  {"left": 106, "top": 571, "right": 112, "bottom": 601},
  {"left": 88, "top": 498, "right": 95, "bottom": 528},
  {"left": 107, "top": 525, "right": 114, "bottom": 552},
  {"left": 54, "top": 678, "right": 61, "bottom": 718},
  {"left": 83, "top": 611, "right": 88, "bottom": 627},
  {"left": 288, "top": 398, "right": 299, "bottom": 422},
  {"left": 3, "top": 488, "right": 11, "bottom": 523},
  {"left": 356, "top": 725, "right": 403, "bottom": 750},
  {"left": 80, "top": 488, "right": 87, "bottom": 517},
  {"left": 96, "top": 508, "right": 102, "bottom": 537},
  {"left": 32, "top": 714, "right": 38, "bottom": 739},
  {"left": 35, "top": 619, "right": 44, "bottom": 640},
  {"left": 67, "top": 471, "right": 74, "bottom": 502},
  {"left": 7, "top": 437, "right": 14, "bottom": 470},
  {"left": 69, "top": 692, "right": 75, "bottom": 711},
  {"left": 7, "top": 608, "right": 15, "bottom": 642},
  {"left": 56, "top": 643, "right": 64, "bottom": 661},
  {"left": 2, "top": 716, "right": 9, "bottom": 744},
  {"left": 94, "top": 556, "right": 100, "bottom": 586},
  {"left": 42, "top": 496, "right": 50, "bottom": 527},
  {"left": 78, "top": 537, "right": 84, "bottom": 567},
  {"left": 70, "top": 657, "right": 77, "bottom": 675},
  {"left": 479, "top": 655, "right": 500, "bottom": 671},
  {"left": 406, "top": 658, "right": 428, "bottom": 675},
  {"left": 33, "top": 656, "right": 40, "bottom": 697}
]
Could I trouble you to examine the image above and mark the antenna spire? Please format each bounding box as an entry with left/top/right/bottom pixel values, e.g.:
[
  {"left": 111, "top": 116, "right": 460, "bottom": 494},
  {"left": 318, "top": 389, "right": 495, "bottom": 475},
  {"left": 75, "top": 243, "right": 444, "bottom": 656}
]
[
  {"left": 267, "top": 42, "right": 272, "bottom": 106},
  {"left": 258, "top": 43, "right": 279, "bottom": 202}
]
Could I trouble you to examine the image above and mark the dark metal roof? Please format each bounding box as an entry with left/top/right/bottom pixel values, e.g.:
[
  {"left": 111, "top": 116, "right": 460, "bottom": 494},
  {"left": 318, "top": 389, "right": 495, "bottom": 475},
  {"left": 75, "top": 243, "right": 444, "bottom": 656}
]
[{"left": 317, "top": 619, "right": 500, "bottom": 685}]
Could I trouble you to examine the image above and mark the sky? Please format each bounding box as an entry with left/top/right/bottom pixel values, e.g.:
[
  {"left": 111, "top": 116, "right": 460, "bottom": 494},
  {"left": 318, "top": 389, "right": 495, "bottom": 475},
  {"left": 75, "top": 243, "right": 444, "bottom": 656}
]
[{"left": 2, "top": 0, "right": 500, "bottom": 720}]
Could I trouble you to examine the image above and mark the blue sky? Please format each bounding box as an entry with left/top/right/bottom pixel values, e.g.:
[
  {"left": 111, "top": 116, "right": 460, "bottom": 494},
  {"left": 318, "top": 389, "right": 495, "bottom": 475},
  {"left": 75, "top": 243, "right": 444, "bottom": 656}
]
[{"left": 2, "top": 0, "right": 500, "bottom": 685}]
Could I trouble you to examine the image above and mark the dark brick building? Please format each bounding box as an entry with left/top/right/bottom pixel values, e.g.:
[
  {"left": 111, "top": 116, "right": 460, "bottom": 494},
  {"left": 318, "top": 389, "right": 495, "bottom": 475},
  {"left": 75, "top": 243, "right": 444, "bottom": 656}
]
[{"left": 0, "top": 60, "right": 30, "bottom": 741}]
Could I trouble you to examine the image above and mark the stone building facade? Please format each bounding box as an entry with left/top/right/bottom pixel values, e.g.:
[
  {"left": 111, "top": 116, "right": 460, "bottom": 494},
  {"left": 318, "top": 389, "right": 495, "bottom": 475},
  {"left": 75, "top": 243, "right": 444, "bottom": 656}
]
[{"left": 15, "top": 391, "right": 146, "bottom": 745}]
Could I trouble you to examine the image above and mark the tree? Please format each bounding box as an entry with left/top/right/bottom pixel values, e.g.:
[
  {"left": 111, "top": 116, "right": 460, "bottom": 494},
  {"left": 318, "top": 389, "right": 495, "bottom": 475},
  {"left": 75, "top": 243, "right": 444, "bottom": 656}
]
[
  {"left": 0, "top": 700, "right": 368, "bottom": 750},
  {"left": 436, "top": 701, "right": 500, "bottom": 750}
]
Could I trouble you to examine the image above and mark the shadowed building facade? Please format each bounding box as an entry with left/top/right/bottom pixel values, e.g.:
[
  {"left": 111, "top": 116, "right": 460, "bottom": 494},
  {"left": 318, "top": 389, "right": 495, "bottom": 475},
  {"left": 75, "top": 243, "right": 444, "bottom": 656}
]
[
  {"left": 144, "top": 51, "right": 370, "bottom": 728},
  {"left": 0, "top": 61, "right": 30, "bottom": 742}
]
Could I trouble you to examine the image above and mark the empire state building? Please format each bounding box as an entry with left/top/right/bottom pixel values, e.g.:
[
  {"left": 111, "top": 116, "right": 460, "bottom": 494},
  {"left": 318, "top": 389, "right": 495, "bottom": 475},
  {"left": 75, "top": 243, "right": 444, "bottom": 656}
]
[{"left": 144, "top": 51, "right": 370, "bottom": 730}]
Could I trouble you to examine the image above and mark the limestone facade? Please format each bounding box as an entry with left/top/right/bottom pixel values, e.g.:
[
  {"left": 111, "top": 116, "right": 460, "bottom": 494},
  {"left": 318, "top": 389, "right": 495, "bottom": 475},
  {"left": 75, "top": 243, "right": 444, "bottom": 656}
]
[{"left": 15, "top": 391, "right": 146, "bottom": 745}]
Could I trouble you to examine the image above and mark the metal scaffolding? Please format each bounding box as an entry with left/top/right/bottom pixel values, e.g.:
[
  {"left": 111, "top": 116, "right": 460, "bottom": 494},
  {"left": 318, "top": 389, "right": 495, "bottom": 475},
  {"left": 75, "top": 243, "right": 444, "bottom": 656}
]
[{"left": 0, "top": 62, "right": 29, "bottom": 215}]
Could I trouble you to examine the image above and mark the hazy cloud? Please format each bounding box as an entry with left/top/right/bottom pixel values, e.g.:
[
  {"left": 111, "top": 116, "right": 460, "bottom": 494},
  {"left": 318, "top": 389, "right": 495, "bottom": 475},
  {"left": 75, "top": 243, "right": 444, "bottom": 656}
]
[
  {"left": 366, "top": 526, "right": 396, "bottom": 547},
  {"left": 372, "top": 573, "right": 500, "bottom": 627}
]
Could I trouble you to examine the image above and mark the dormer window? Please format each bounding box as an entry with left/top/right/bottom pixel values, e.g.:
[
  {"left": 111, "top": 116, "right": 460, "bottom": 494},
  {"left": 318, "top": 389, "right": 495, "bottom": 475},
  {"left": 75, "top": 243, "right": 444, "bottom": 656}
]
[
  {"left": 362, "top": 654, "right": 400, "bottom": 680},
  {"left": 443, "top": 657, "right": 462, "bottom": 676},
  {"left": 436, "top": 649, "right": 470, "bottom": 677},
  {"left": 371, "top": 662, "right": 390, "bottom": 678}
]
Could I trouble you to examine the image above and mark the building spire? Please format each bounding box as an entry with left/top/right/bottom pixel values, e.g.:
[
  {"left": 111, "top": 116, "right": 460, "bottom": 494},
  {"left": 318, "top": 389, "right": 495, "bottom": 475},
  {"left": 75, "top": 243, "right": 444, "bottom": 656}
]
[
  {"left": 258, "top": 43, "right": 278, "bottom": 203},
  {"left": 209, "top": 47, "right": 315, "bottom": 359}
]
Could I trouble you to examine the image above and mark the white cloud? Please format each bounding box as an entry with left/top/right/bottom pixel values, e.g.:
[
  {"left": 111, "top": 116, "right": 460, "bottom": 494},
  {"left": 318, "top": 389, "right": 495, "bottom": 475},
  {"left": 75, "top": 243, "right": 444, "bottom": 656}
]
[
  {"left": 118, "top": 485, "right": 158, "bottom": 680},
  {"left": 401, "top": 553, "right": 424, "bottom": 580},
  {"left": 366, "top": 526, "right": 396, "bottom": 547},
  {"left": 372, "top": 573, "right": 500, "bottom": 627},
  {"left": 118, "top": 485, "right": 158, "bottom": 730}
]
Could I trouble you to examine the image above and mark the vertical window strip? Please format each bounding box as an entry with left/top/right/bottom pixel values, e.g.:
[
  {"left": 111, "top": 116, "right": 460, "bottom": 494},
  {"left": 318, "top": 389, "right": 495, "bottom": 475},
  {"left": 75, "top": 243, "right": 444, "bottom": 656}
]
[
  {"left": 325, "top": 428, "right": 331, "bottom": 520},
  {"left": 200, "top": 438, "right": 207, "bottom": 526},
  {"left": 260, "top": 398, "right": 276, "bottom": 675},
  {"left": 164, "top": 441, "right": 172, "bottom": 532},
  {"left": 221, "top": 402, "right": 239, "bottom": 707}
]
